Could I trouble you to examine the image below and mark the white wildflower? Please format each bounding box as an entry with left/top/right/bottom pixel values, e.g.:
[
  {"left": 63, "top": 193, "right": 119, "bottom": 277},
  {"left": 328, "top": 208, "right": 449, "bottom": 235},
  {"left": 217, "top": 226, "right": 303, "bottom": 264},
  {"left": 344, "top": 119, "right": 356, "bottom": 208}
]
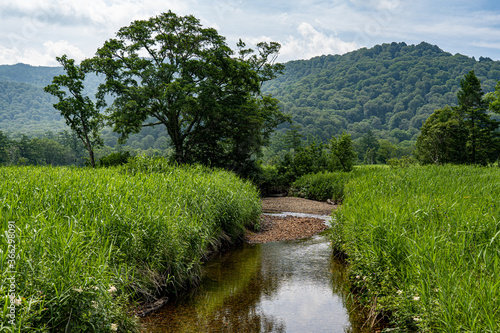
[
  {"left": 413, "top": 316, "right": 421, "bottom": 322},
  {"left": 110, "top": 323, "right": 118, "bottom": 331},
  {"left": 14, "top": 298, "right": 22, "bottom": 306},
  {"left": 108, "top": 286, "right": 117, "bottom": 293},
  {"left": 397, "top": 290, "right": 403, "bottom": 295},
  {"left": 413, "top": 296, "right": 420, "bottom": 301}
]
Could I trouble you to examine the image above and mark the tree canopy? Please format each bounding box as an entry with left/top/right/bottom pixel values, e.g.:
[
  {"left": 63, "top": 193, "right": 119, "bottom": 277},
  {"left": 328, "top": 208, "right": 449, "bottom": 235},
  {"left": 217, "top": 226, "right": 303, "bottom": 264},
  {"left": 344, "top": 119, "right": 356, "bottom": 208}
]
[{"left": 84, "top": 11, "right": 288, "bottom": 172}]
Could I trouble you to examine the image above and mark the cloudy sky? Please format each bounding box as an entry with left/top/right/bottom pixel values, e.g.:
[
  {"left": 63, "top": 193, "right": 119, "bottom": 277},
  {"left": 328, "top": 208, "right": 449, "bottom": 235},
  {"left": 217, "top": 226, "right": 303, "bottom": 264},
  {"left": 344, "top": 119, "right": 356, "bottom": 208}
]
[{"left": 1, "top": 0, "right": 499, "bottom": 66}]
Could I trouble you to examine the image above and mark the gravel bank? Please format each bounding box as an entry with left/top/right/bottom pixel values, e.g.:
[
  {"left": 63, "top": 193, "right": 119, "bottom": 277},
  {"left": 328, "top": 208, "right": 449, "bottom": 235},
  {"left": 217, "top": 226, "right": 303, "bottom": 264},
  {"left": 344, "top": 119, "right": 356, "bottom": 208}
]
[{"left": 245, "top": 197, "right": 337, "bottom": 243}]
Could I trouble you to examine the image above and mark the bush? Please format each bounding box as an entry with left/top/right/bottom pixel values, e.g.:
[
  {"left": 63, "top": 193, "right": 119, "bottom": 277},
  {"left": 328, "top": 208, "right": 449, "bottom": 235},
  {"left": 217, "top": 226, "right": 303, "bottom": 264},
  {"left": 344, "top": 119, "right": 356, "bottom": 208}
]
[
  {"left": 253, "top": 165, "right": 289, "bottom": 196},
  {"left": 387, "top": 155, "right": 417, "bottom": 168},
  {"left": 290, "top": 171, "right": 353, "bottom": 202},
  {"left": 98, "top": 151, "right": 131, "bottom": 167}
]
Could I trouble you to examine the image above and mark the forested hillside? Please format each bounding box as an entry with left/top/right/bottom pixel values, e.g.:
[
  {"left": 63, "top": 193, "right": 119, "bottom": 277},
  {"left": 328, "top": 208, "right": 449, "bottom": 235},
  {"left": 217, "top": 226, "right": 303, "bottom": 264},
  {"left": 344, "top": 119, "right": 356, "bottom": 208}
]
[
  {"left": 263, "top": 41, "right": 500, "bottom": 143},
  {"left": 2, "top": 42, "right": 500, "bottom": 155},
  {"left": 0, "top": 64, "right": 100, "bottom": 135}
]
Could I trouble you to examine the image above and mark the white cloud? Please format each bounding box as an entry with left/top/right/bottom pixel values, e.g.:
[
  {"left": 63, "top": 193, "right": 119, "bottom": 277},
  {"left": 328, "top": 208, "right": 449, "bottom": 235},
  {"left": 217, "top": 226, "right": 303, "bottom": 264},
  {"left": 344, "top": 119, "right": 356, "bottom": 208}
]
[
  {"left": 349, "top": 0, "right": 401, "bottom": 11},
  {"left": 1, "top": 0, "right": 500, "bottom": 65},
  {"left": 0, "top": 41, "right": 85, "bottom": 66},
  {"left": 279, "top": 22, "right": 359, "bottom": 61},
  {"left": 472, "top": 41, "right": 500, "bottom": 50},
  {"left": 43, "top": 40, "right": 86, "bottom": 62}
]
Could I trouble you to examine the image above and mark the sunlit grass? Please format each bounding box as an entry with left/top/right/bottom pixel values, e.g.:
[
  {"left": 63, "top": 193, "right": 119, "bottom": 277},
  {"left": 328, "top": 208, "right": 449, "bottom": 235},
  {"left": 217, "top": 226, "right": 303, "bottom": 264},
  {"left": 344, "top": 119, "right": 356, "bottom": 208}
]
[
  {"left": 0, "top": 157, "right": 261, "bottom": 332},
  {"left": 331, "top": 165, "right": 500, "bottom": 332}
]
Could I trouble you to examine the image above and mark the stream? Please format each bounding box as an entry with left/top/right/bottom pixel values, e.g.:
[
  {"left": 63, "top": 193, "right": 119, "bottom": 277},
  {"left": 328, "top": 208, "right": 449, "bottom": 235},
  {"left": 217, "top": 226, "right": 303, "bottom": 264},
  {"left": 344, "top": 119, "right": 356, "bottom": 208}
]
[{"left": 142, "top": 215, "right": 368, "bottom": 332}]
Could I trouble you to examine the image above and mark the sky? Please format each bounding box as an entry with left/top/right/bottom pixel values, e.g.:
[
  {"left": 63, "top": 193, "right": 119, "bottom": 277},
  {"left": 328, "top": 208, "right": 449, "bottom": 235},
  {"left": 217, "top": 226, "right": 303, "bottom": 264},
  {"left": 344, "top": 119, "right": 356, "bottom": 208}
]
[{"left": 1, "top": 0, "right": 500, "bottom": 66}]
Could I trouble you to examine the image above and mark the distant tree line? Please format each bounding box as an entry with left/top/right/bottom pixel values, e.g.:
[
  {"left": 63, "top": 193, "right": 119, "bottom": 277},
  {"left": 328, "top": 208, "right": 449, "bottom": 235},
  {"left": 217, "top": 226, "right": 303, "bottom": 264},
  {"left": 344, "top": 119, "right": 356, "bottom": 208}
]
[{"left": 0, "top": 130, "right": 86, "bottom": 166}]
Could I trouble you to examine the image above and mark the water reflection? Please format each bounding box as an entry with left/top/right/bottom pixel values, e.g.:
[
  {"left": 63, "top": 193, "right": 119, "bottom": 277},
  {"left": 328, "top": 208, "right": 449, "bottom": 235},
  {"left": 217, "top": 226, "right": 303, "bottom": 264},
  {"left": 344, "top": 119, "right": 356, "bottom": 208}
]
[{"left": 143, "top": 234, "right": 364, "bottom": 332}]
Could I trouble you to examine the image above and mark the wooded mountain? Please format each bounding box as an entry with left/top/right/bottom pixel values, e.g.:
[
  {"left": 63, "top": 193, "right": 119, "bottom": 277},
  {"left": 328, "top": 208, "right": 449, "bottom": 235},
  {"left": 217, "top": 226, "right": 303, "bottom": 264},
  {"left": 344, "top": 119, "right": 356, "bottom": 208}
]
[
  {"left": 262, "top": 41, "right": 500, "bottom": 143},
  {"left": 0, "top": 64, "right": 101, "bottom": 135},
  {"left": 2, "top": 42, "right": 500, "bottom": 147}
]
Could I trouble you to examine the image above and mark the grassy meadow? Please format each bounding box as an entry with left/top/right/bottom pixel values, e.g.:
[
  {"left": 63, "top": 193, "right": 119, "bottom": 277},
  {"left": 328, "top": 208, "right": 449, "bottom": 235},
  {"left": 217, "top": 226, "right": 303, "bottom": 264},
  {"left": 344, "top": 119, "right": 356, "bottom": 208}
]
[
  {"left": 331, "top": 165, "right": 500, "bottom": 332},
  {"left": 0, "top": 157, "right": 261, "bottom": 332}
]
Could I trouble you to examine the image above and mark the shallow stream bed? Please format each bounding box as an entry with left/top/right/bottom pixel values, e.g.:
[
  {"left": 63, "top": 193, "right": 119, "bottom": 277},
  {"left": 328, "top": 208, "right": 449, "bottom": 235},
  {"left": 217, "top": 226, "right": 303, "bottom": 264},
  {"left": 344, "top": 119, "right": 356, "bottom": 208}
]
[{"left": 142, "top": 230, "right": 368, "bottom": 332}]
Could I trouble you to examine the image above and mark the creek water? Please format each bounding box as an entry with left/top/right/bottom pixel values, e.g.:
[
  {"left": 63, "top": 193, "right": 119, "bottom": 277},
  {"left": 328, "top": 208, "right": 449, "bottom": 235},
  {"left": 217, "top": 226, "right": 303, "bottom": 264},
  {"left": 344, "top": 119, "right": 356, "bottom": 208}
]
[{"left": 143, "top": 219, "right": 367, "bottom": 332}]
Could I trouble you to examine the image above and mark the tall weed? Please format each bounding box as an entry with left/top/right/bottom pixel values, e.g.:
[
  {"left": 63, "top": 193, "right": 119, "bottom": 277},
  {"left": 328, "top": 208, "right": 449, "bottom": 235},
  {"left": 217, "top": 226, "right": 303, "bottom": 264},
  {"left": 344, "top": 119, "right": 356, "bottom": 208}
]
[
  {"left": 0, "top": 160, "right": 260, "bottom": 332},
  {"left": 331, "top": 165, "right": 500, "bottom": 332}
]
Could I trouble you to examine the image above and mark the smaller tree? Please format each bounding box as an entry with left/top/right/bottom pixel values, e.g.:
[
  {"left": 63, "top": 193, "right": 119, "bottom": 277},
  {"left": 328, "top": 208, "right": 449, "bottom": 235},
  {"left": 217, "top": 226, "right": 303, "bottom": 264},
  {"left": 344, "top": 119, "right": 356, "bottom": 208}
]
[
  {"left": 415, "top": 106, "right": 467, "bottom": 164},
  {"left": 329, "top": 133, "right": 356, "bottom": 172},
  {"left": 0, "top": 131, "right": 10, "bottom": 165},
  {"left": 358, "top": 130, "right": 379, "bottom": 164},
  {"left": 44, "top": 55, "right": 103, "bottom": 167},
  {"left": 456, "top": 70, "right": 499, "bottom": 165}
]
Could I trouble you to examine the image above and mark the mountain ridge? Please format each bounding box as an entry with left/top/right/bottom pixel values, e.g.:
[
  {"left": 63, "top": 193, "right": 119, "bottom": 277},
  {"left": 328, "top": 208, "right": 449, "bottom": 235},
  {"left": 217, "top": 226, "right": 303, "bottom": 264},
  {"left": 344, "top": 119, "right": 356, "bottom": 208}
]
[
  {"left": 262, "top": 41, "right": 500, "bottom": 144},
  {"left": 2, "top": 41, "right": 500, "bottom": 145}
]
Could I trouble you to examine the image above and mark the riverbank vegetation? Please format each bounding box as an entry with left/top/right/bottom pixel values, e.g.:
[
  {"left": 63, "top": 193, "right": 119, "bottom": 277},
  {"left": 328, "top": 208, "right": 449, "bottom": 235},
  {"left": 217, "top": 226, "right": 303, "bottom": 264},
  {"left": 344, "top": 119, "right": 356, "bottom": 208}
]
[
  {"left": 0, "top": 156, "right": 261, "bottom": 331},
  {"left": 1, "top": 8, "right": 500, "bottom": 332},
  {"left": 331, "top": 165, "right": 500, "bottom": 332}
]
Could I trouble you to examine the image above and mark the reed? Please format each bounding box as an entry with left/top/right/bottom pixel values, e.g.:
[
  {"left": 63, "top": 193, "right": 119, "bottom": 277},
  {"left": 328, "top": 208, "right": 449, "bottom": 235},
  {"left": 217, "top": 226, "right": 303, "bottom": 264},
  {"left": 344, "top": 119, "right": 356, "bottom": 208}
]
[
  {"left": 0, "top": 158, "right": 261, "bottom": 332},
  {"left": 331, "top": 165, "right": 500, "bottom": 332}
]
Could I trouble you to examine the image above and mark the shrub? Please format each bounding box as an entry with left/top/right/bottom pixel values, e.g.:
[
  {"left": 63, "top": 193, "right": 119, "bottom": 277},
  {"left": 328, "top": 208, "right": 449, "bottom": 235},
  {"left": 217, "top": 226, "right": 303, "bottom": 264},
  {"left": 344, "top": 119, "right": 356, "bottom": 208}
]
[
  {"left": 290, "top": 171, "right": 352, "bottom": 202},
  {"left": 98, "top": 151, "right": 131, "bottom": 167}
]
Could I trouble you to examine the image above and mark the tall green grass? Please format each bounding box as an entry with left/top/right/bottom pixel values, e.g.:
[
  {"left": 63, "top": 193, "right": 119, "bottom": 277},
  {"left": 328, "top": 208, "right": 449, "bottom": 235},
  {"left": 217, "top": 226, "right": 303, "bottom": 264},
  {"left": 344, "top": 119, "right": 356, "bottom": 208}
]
[
  {"left": 289, "top": 167, "right": 377, "bottom": 202},
  {"left": 331, "top": 165, "right": 500, "bottom": 332},
  {"left": 290, "top": 171, "right": 353, "bottom": 202},
  {"left": 0, "top": 157, "right": 261, "bottom": 332}
]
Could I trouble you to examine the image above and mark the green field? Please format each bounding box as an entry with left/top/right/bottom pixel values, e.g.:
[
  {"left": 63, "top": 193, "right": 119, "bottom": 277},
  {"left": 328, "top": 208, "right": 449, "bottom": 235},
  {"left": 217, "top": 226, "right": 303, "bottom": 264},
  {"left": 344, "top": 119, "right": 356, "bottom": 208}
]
[
  {"left": 332, "top": 165, "right": 500, "bottom": 332},
  {"left": 0, "top": 158, "right": 261, "bottom": 332}
]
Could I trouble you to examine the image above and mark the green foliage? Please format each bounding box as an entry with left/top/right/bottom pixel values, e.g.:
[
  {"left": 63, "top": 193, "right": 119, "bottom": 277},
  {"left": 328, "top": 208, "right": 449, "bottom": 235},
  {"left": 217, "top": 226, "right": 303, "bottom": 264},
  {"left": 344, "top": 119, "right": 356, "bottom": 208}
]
[
  {"left": 83, "top": 11, "right": 287, "bottom": 173},
  {"left": 263, "top": 42, "right": 500, "bottom": 150},
  {"left": 290, "top": 171, "right": 354, "bottom": 202},
  {"left": 252, "top": 164, "right": 290, "bottom": 196},
  {"left": 275, "top": 140, "right": 328, "bottom": 185},
  {"left": 387, "top": 155, "right": 417, "bottom": 168},
  {"left": 329, "top": 133, "right": 356, "bottom": 172},
  {"left": 457, "top": 71, "right": 500, "bottom": 164},
  {"left": 331, "top": 165, "right": 500, "bottom": 332},
  {"left": 0, "top": 131, "right": 8, "bottom": 164},
  {"left": 0, "top": 63, "right": 102, "bottom": 135},
  {"left": 0, "top": 162, "right": 261, "bottom": 331},
  {"left": 44, "top": 55, "right": 103, "bottom": 167},
  {"left": 416, "top": 71, "right": 500, "bottom": 165},
  {"left": 98, "top": 151, "right": 131, "bottom": 167},
  {"left": 415, "top": 106, "right": 468, "bottom": 164},
  {"left": 0, "top": 131, "right": 86, "bottom": 166}
]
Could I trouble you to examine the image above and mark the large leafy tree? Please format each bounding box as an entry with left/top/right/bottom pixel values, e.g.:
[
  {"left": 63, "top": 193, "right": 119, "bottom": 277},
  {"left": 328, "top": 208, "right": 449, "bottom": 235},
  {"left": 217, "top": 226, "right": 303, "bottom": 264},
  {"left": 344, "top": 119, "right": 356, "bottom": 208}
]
[
  {"left": 44, "top": 55, "right": 103, "bottom": 167},
  {"left": 85, "top": 11, "right": 288, "bottom": 171}
]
